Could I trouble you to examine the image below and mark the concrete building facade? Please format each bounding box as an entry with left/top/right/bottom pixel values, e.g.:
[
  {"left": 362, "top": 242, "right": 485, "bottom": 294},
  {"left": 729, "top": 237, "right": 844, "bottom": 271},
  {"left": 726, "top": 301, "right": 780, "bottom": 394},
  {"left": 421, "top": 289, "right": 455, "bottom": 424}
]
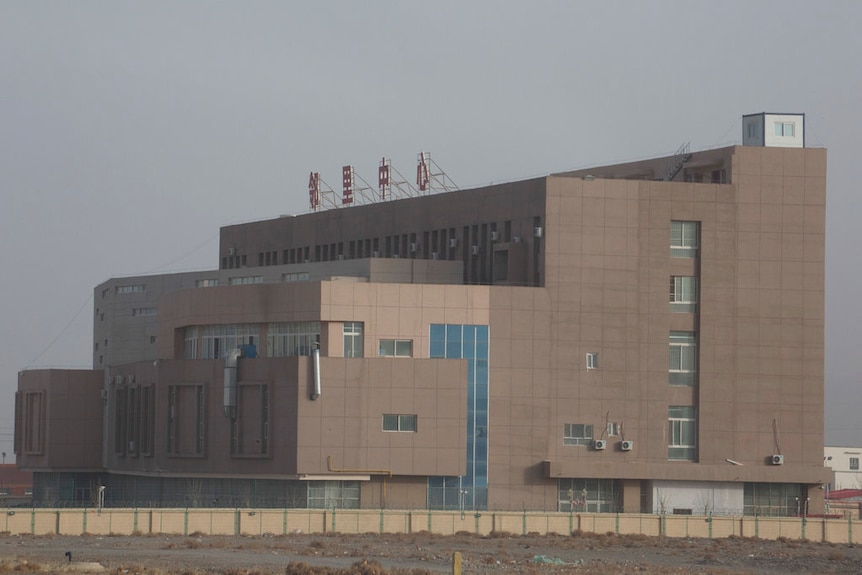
[{"left": 16, "top": 115, "right": 831, "bottom": 515}]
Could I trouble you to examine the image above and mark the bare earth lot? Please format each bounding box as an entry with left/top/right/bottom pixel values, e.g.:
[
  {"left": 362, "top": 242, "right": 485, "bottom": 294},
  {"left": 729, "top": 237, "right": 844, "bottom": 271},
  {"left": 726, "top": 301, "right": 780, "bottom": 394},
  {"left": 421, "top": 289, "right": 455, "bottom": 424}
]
[{"left": 1, "top": 531, "right": 860, "bottom": 574}]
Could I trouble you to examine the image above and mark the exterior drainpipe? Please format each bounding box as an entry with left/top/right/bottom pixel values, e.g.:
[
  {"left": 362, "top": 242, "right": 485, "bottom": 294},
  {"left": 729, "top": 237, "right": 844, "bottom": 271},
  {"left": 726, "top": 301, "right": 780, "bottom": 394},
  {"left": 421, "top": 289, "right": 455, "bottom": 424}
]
[
  {"left": 311, "top": 347, "right": 321, "bottom": 400},
  {"left": 224, "top": 347, "right": 243, "bottom": 418}
]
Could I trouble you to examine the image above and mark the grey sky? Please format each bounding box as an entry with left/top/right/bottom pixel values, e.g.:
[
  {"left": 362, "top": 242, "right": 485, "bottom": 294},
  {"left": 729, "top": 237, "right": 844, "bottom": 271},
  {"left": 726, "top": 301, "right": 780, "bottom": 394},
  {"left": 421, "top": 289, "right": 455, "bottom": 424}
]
[{"left": 2, "top": 2, "right": 860, "bottom": 460}]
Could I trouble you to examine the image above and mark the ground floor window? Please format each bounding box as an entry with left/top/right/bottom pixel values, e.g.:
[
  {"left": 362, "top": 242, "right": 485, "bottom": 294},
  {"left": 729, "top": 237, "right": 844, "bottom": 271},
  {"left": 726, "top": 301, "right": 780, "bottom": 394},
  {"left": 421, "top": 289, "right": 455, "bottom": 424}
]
[
  {"left": 557, "top": 478, "right": 619, "bottom": 513},
  {"left": 743, "top": 482, "right": 803, "bottom": 517},
  {"left": 307, "top": 480, "right": 360, "bottom": 509},
  {"left": 428, "top": 476, "right": 464, "bottom": 510},
  {"left": 30, "top": 474, "right": 361, "bottom": 509}
]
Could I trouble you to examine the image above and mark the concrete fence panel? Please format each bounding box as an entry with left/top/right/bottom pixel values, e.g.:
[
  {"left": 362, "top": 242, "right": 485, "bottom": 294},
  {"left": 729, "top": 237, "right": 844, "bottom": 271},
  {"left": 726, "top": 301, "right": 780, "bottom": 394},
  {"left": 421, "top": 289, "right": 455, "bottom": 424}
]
[{"left": 4, "top": 509, "right": 862, "bottom": 544}]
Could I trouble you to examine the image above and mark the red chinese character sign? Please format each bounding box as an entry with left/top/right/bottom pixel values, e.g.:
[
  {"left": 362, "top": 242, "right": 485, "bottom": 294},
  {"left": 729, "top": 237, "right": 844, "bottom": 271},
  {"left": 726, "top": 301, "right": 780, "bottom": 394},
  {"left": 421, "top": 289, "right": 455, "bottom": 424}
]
[
  {"left": 378, "top": 157, "right": 390, "bottom": 201},
  {"left": 416, "top": 152, "right": 430, "bottom": 191},
  {"left": 308, "top": 172, "right": 320, "bottom": 210},
  {"left": 342, "top": 165, "right": 354, "bottom": 205}
]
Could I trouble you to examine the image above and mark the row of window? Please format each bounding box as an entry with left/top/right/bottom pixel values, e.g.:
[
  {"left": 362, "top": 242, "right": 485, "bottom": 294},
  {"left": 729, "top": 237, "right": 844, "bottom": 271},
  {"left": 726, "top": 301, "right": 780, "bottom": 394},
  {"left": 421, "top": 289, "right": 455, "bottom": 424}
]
[
  {"left": 115, "top": 381, "right": 418, "bottom": 459},
  {"left": 564, "top": 406, "right": 697, "bottom": 461},
  {"left": 184, "top": 322, "right": 421, "bottom": 361}
]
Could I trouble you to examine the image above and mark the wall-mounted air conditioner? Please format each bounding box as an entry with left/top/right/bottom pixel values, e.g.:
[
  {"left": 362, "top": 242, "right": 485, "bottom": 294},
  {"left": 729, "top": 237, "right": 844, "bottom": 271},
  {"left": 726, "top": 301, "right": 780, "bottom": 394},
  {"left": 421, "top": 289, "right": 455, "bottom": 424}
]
[
  {"left": 533, "top": 226, "right": 544, "bottom": 238},
  {"left": 771, "top": 454, "right": 784, "bottom": 465},
  {"left": 621, "top": 440, "right": 634, "bottom": 451},
  {"left": 448, "top": 238, "right": 458, "bottom": 248},
  {"left": 431, "top": 252, "right": 439, "bottom": 260},
  {"left": 337, "top": 254, "right": 344, "bottom": 261},
  {"left": 409, "top": 243, "right": 418, "bottom": 252},
  {"left": 126, "top": 375, "right": 135, "bottom": 384},
  {"left": 593, "top": 439, "right": 607, "bottom": 450},
  {"left": 490, "top": 231, "right": 499, "bottom": 241},
  {"left": 372, "top": 251, "right": 380, "bottom": 258},
  {"left": 471, "top": 245, "right": 480, "bottom": 255},
  {"left": 228, "top": 248, "right": 236, "bottom": 256},
  {"left": 100, "top": 389, "right": 108, "bottom": 400},
  {"left": 512, "top": 236, "right": 523, "bottom": 244}
]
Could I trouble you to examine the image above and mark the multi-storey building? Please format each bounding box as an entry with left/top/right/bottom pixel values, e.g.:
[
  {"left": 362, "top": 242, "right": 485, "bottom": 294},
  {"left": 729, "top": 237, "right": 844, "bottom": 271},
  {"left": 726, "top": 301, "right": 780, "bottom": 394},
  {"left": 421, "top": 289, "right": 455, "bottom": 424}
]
[{"left": 16, "top": 114, "right": 831, "bottom": 515}]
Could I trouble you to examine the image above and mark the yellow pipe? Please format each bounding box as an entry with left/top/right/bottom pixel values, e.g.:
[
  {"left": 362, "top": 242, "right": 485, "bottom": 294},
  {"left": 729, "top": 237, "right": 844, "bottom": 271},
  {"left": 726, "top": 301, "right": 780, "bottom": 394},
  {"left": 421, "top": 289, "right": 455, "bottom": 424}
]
[
  {"left": 327, "top": 455, "right": 392, "bottom": 477},
  {"left": 327, "top": 455, "right": 392, "bottom": 508}
]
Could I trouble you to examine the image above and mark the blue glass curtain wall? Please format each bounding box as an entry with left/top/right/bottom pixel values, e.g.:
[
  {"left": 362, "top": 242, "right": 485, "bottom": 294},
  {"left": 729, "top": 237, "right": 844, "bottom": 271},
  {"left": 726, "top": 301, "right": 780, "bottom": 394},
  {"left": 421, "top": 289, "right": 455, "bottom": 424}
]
[{"left": 428, "top": 324, "right": 489, "bottom": 510}]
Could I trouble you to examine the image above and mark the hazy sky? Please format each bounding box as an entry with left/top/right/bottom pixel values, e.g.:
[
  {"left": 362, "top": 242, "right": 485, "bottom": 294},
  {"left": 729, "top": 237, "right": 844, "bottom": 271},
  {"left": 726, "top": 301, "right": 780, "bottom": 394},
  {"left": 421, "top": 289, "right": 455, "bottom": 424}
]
[{"left": 2, "top": 2, "right": 861, "bottom": 460}]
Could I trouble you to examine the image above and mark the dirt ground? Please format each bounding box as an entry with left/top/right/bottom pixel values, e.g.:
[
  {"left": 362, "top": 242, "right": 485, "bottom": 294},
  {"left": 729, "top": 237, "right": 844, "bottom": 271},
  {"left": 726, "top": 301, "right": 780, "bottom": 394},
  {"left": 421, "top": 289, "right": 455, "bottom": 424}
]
[{"left": 1, "top": 531, "right": 860, "bottom": 574}]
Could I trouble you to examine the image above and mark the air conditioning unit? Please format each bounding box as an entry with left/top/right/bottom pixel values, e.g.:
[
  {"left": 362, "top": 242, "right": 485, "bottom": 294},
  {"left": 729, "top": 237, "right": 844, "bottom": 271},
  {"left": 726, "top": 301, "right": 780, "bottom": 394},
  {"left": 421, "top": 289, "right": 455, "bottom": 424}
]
[
  {"left": 337, "top": 254, "right": 344, "bottom": 261},
  {"left": 126, "top": 374, "right": 135, "bottom": 384},
  {"left": 448, "top": 238, "right": 458, "bottom": 248},
  {"left": 533, "top": 226, "right": 544, "bottom": 238},
  {"left": 100, "top": 389, "right": 108, "bottom": 400},
  {"left": 431, "top": 252, "right": 439, "bottom": 260},
  {"left": 409, "top": 242, "right": 418, "bottom": 252},
  {"left": 512, "top": 236, "right": 523, "bottom": 244},
  {"left": 620, "top": 440, "right": 634, "bottom": 451},
  {"left": 113, "top": 375, "right": 123, "bottom": 385},
  {"left": 372, "top": 251, "right": 380, "bottom": 258},
  {"left": 392, "top": 253, "right": 400, "bottom": 259},
  {"left": 471, "top": 245, "right": 480, "bottom": 255},
  {"left": 228, "top": 248, "right": 236, "bottom": 256},
  {"left": 771, "top": 454, "right": 784, "bottom": 465},
  {"left": 490, "top": 230, "right": 499, "bottom": 241},
  {"left": 593, "top": 439, "right": 607, "bottom": 450}
]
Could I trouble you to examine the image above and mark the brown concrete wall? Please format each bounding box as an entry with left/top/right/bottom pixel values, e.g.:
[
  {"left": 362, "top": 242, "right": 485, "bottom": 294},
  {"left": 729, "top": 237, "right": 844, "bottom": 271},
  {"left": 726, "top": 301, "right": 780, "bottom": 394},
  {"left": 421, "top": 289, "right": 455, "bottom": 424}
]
[
  {"left": 16, "top": 369, "right": 104, "bottom": 471},
  {"left": 219, "top": 178, "right": 548, "bottom": 287}
]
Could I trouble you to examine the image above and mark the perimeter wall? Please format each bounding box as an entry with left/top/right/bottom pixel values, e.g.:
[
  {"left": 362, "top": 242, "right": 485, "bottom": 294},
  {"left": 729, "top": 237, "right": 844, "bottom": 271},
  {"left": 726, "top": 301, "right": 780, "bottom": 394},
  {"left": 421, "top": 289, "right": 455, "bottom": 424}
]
[{"left": 2, "top": 508, "right": 861, "bottom": 544}]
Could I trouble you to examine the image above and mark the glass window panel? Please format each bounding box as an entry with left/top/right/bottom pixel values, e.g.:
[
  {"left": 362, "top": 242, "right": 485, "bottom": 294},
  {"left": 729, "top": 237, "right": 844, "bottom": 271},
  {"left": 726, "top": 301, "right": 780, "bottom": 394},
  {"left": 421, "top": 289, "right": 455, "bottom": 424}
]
[
  {"left": 379, "top": 340, "right": 395, "bottom": 356},
  {"left": 382, "top": 414, "right": 398, "bottom": 431},
  {"left": 395, "top": 340, "right": 412, "bottom": 356}
]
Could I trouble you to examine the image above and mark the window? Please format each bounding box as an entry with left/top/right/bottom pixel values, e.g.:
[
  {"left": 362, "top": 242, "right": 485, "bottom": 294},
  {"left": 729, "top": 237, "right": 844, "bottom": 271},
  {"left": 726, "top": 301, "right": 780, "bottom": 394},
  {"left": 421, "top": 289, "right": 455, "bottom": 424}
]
[
  {"left": 774, "top": 122, "right": 795, "bottom": 137},
  {"left": 116, "top": 284, "right": 145, "bottom": 294},
  {"left": 744, "top": 482, "right": 802, "bottom": 517},
  {"left": 282, "top": 271, "right": 310, "bottom": 282},
  {"left": 607, "top": 422, "right": 620, "bottom": 437},
  {"left": 668, "top": 406, "right": 697, "bottom": 461},
  {"left": 670, "top": 221, "right": 699, "bottom": 257},
  {"left": 669, "top": 276, "right": 698, "bottom": 312},
  {"left": 427, "top": 476, "right": 463, "bottom": 510},
  {"left": 343, "top": 322, "right": 364, "bottom": 357},
  {"left": 184, "top": 327, "right": 199, "bottom": 359},
  {"left": 307, "top": 480, "right": 360, "bottom": 509},
  {"left": 428, "top": 324, "right": 490, "bottom": 511},
  {"left": 850, "top": 457, "right": 860, "bottom": 471},
  {"left": 747, "top": 123, "right": 758, "bottom": 139},
  {"left": 201, "top": 324, "right": 259, "bottom": 359},
  {"left": 132, "top": 307, "right": 158, "bottom": 317},
  {"left": 379, "top": 339, "right": 413, "bottom": 357},
  {"left": 558, "top": 478, "right": 617, "bottom": 513},
  {"left": 669, "top": 331, "right": 697, "bottom": 386},
  {"left": 229, "top": 276, "right": 263, "bottom": 285},
  {"left": 267, "top": 322, "right": 320, "bottom": 357},
  {"left": 586, "top": 352, "right": 599, "bottom": 369},
  {"left": 195, "top": 279, "right": 218, "bottom": 287},
  {"left": 382, "top": 414, "right": 417, "bottom": 432},
  {"left": 563, "top": 423, "right": 594, "bottom": 446}
]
